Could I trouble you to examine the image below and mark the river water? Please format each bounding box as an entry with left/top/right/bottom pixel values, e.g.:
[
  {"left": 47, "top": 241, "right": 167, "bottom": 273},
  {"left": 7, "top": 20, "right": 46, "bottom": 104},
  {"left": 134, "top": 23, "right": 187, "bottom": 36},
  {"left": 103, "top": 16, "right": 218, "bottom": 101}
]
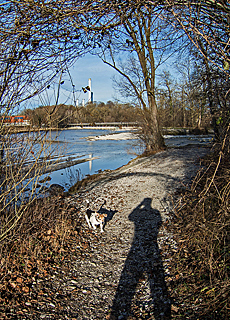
[
  {"left": 40, "top": 129, "right": 212, "bottom": 191},
  {"left": 44, "top": 129, "right": 139, "bottom": 190}
]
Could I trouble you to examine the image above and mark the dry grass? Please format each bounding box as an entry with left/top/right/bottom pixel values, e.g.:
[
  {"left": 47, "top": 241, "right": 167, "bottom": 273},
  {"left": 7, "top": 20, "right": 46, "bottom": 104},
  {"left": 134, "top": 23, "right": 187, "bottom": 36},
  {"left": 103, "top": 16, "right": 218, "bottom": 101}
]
[
  {"left": 0, "top": 192, "right": 101, "bottom": 318},
  {"left": 0, "top": 196, "right": 77, "bottom": 291},
  {"left": 168, "top": 142, "right": 230, "bottom": 319},
  {"left": 1, "top": 128, "right": 229, "bottom": 318}
]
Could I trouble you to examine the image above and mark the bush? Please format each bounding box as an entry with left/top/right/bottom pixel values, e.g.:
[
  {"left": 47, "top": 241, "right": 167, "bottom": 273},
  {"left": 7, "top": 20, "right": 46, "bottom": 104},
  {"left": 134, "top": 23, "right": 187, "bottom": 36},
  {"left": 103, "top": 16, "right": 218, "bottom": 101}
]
[{"left": 168, "top": 141, "right": 230, "bottom": 319}]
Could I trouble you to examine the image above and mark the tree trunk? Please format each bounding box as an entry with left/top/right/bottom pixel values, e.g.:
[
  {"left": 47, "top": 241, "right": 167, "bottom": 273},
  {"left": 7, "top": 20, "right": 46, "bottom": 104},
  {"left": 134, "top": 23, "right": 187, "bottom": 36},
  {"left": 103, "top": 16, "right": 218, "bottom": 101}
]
[
  {"left": 181, "top": 89, "right": 186, "bottom": 127},
  {"left": 142, "top": 95, "right": 166, "bottom": 154},
  {"left": 196, "top": 112, "right": 202, "bottom": 129}
]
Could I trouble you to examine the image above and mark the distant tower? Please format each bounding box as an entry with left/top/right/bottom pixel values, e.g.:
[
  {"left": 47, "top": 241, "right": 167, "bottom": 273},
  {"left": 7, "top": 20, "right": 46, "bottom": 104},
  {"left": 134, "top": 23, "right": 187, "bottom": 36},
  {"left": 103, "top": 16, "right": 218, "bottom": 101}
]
[
  {"left": 88, "top": 78, "right": 93, "bottom": 103},
  {"left": 82, "top": 99, "right": 85, "bottom": 107},
  {"left": 76, "top": 99, "right": 79, "bottom": 107}
]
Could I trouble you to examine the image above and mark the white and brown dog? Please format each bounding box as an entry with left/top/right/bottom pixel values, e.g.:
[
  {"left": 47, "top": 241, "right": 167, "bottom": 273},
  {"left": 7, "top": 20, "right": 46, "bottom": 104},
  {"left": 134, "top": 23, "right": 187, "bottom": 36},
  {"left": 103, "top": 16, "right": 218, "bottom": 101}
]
[{"left": 84, "top": 200, "right": 107, "bottom": 232}]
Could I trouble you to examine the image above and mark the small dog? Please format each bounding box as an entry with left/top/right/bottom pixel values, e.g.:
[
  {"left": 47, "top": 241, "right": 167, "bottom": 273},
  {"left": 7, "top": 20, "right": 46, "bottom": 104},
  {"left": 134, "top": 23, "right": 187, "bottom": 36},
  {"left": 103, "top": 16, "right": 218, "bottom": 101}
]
[{"left": 84, "top": 200, "right": 107, "bottom": 232}]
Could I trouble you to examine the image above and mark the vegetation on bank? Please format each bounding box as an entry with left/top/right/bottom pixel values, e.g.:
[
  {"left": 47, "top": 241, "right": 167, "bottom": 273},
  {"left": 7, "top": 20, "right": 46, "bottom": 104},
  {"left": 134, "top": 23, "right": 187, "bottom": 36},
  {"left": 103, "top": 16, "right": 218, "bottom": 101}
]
[
  {"left": 22, "top": 97, "right": 211, "bottom": 131},
  {"left": 167, "top": 138, "right": 230, "bottom": 319},
  {"left": 0, "top": 195, "right": 96, "bottom": 318},
  {"left": 22, "top": 102, "right": 140, "bottom": 128}
]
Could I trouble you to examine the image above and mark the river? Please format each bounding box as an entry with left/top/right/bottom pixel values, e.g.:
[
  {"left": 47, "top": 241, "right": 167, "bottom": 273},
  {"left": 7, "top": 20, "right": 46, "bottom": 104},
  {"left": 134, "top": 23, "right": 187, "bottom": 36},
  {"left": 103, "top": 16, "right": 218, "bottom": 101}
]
[{"left": 38, "top": 128, "right": 212, "bottom": 191}]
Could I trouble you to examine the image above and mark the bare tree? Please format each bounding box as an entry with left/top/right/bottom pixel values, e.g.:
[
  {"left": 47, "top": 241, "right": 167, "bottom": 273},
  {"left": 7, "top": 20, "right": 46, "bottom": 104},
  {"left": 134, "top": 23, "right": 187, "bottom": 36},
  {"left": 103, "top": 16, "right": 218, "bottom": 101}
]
[
  {"left": 165, "top": 1, "right": 230, "bottom": 144},
  {"left": 166, "top": 1, "right": 230, "bottom": 72},
  {"left": 0, "top": 0, "right": 119, "bottom": 241},
  {"left": 98, "top": 0, "right": 229, "bottom": 149},
  {"left": 157, "top": 71, "right": 178, "bottom": 128},
  {"left": 95, "top": 3, "right": 186, "bottom": 153},
  {"left": 1, "top": 0, "right": 229, "bottom": 240},
  {"left": 156, "top": 65, "right": 211, "bottom": 129}
]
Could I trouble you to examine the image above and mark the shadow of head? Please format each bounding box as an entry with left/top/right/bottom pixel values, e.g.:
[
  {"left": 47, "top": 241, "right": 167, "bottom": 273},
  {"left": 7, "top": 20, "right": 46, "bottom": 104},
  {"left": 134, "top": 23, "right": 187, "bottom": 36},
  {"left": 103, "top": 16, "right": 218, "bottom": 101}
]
[{"left": 128, "top": 197, "right": 162, "bottom": 228}]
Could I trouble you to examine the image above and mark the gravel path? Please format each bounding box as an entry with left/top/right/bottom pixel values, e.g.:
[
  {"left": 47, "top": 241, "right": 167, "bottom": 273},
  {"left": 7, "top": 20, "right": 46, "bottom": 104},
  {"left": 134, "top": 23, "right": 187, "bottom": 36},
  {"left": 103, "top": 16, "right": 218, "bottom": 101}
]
[{"left": 57, "top": 146, "right": 208, "bottom": 320}]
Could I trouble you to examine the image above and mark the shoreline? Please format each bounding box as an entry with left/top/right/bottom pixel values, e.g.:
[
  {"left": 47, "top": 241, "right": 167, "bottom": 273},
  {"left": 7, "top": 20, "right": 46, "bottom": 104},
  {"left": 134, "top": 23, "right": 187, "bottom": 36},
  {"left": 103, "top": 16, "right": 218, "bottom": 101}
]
[
  {"left": 38, "top": 132, "right": 213, "bottom": 193},
  {"left": 84, "top": 131, "right": 214, "bottom": 142},
  {"left": 85, "top": 131, "right": 137, "bottom": 141},
  {"left": 68, "top": 143, "right": 210, "bottom": 194},
  {"left": 5, "top": 125, "right": 214, "bottom": 135},
  {"left": 63, "top": 144, "right": 210, "bottom": 318}
]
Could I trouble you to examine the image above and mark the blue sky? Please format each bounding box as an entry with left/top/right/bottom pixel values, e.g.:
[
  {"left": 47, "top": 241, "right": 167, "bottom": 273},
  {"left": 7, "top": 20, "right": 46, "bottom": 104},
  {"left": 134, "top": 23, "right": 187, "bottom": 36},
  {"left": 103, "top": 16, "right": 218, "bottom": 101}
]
[
  {"left": 49, "top": 54, "right": 120, "bottom": 107},
  {"left": 26, "top": 54, "right": 119, "bottom": 109},
  {"left": 70, "top": 54, "right": 118, "bottom": 103},
  {"left": 25, "top": 52, "right": 178, "bottom": 110}
]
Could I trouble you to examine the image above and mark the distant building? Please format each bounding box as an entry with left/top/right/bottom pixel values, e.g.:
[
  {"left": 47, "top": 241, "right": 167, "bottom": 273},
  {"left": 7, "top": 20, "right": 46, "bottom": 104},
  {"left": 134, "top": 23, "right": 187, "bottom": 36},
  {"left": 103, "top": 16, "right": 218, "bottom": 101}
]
[
  {"left": 88, "top": 78, "right": 93, "bottom": 103},
  {"left": 0, "top": 115, "right": 30, "bottom": 126}
]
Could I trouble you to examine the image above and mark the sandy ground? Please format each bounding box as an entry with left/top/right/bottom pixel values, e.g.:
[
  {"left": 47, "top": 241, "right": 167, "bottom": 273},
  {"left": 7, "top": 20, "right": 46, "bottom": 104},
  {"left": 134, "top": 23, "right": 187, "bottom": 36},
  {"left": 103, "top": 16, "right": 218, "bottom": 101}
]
[
  {"left": 62, "top": 145, "right": 209, "bottom": 319},
  {"left": 85, "top": 131, "right": 137, "bottom": 141}
]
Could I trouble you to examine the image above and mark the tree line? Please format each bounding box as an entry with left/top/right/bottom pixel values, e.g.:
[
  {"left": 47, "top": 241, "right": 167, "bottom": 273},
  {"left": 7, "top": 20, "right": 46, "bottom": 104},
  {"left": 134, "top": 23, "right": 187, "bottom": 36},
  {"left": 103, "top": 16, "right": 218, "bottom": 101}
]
[
  {"left": 1, "top": 1, "right": 228, "bottom": 150},
  {"left": 23, "top": 102, "right": 141, "bottom": 128}
]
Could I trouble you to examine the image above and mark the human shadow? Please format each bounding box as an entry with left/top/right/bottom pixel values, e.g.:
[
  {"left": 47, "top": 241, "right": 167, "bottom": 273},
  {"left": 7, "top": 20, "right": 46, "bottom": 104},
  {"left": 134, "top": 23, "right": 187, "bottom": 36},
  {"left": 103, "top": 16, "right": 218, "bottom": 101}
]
[{"left": 110, "top": 198, "right": 171, "bottom": 320}]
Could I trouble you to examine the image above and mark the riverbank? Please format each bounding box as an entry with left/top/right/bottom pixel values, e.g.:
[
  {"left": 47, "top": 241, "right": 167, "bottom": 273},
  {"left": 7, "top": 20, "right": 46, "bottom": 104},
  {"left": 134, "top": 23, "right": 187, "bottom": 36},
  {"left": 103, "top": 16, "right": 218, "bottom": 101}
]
[
  {"left": 0, "top": 144, "right": 210, "bottom": 319},
  {"left": 85, "top": 131, "right": 136, "bottom": 141},
  {"left": 4, "top": 125, "right": 213, "bottom": 135},
  {"left": 34, "top": 129, "right": 212, "bottom": 194},
  {"left": 1, "top": 132, "right": 228, "bottom": 319},
  {"left": 59, "top": 143, "right": 228, "bottom": 319},
  {"left": 84, "top": 130, "right": 214, "bottom": 142}
]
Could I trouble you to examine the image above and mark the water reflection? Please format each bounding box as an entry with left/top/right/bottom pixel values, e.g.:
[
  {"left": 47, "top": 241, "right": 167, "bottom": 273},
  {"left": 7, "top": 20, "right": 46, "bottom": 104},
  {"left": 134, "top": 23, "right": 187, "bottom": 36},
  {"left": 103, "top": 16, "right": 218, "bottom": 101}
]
[{"left": 89, "top": 153, "right": 92, "bottom": 172}]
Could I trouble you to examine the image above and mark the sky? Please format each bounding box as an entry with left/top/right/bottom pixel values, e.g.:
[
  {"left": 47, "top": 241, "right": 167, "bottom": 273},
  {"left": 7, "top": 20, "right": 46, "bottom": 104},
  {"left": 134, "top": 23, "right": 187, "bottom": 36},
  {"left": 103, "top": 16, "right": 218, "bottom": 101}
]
[
  {"left": 26, "top": 53, "right": 120, "bottom": 110},
  {"left": 53, "top": 54, "right": 120, "bottom": 107},
  {"left": 26, "top": 52, "right": 178, "bottom": 110},
  {"left": 69, "top": 54, "right": 119, "bottom": 103},
  {"left": 49, "top": 53, "right": 176, "bottom": 107}
]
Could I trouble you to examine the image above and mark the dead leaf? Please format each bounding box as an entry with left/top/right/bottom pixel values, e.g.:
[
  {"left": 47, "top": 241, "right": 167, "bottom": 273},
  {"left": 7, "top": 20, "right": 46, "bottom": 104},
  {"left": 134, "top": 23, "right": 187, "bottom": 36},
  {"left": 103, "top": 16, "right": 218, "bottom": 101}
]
[
  {"left": 171, "top": 304, "right": 179, "bottom": 312},
  {"left": 16, "top": 311, "right": 23, "bottom": 315},
  {"left": 16, "top": 277, "right": 23, "bottom": 284},
  {"left": 10, "top": 282, "right": 17, "bottom": 288},
  {"left": 22, "top": 287, "right": 30, "bottom": 293}
]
